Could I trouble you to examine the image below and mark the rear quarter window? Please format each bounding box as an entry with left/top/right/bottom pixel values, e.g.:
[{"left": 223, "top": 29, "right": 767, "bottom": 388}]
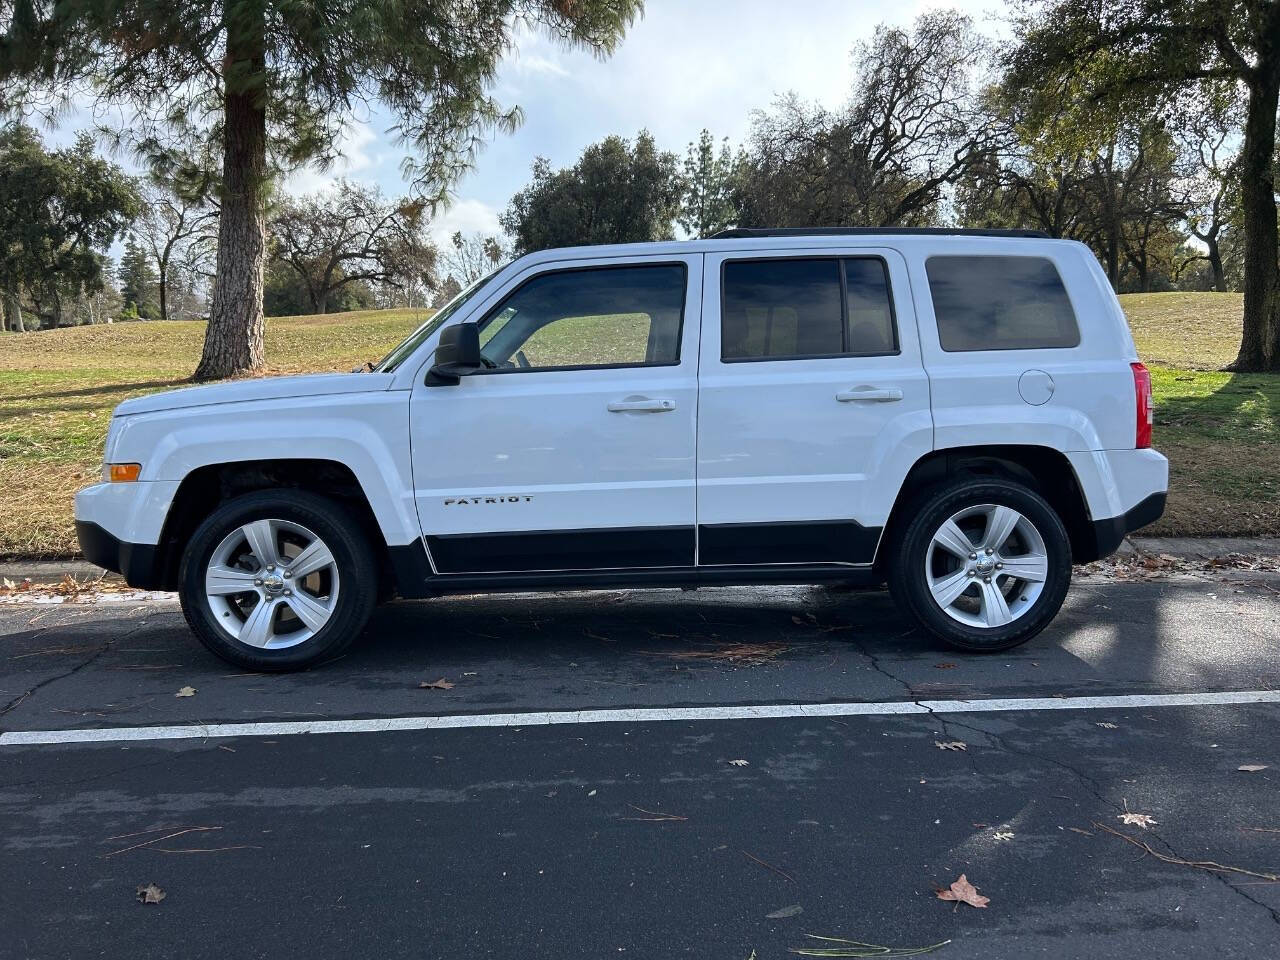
[{"left": 925, "top": 255, "right": 1080, "bottom": 352}]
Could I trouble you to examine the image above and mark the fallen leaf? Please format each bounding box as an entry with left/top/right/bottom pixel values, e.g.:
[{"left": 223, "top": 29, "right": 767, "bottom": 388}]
[
  {"left": 1, "top": 577, "right": 14, "bottom": 590},
  {"left": 765, "top": 904, "right": 803, "bottom": 919},
  {"left": 1118, "top": 812, "right": 1158, "bottom": 829},
  {"left": 136, "top": 883, "right": 166, "bottom": 905},
  {"left": 935, "top": 741, "right": 967, "bottom": 751},
  {"left": 1095, "top": 722, "right": 1118, "bottom": 729},
  {"left": 418, "top": 678, "right": 455, "bottom": 690},
  {"left": 992, "top": 831, "right": 1015, "bottom": 841},
  {"left": 174, "top": 686, "right": 196, "bottom": 698},
  {"left": 728, "top": 759, "right": 750, "bottom": 766},
  {"left": 1068, "top": 827, "right": 1094, "bottom": 836},
  {"left": 934, "top": 662, "right": 958, "bottom": 669},
  {"left": 1238, "top": 764, "right": 1269, "bottom": 773},
  {"left": 935, "top": 874, "right": 989, "bottom": 908}
]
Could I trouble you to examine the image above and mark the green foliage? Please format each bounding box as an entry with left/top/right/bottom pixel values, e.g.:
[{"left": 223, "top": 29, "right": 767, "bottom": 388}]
[
  {"left": 0, "top": 123, "right": 139, "bottom": 314},
  {"left": 117, "top": 236, "right": 160, "bottom": 320},
  {"left": 501, "top": 131, "right": 682, "bottom": 254},
  {"left": 0, "top": 0, "right": 644, "bottom": 202},
  {"left": 678, "top": 130, "right": 739, "bottom": 238}
]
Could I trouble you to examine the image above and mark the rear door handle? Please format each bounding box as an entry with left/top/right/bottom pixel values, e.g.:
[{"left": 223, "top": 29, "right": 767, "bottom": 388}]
[
  {"left": 607, "top": 397, "right": 676, "bottom": 413},
  {"left": 836, "top": 387, "right": 903, "bottom": 403}
]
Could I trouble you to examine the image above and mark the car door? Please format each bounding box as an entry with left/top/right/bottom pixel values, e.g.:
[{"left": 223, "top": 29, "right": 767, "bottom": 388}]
[
  {"left": 695, "top": 248, "right": 932, "bottom": 566},
  {"left": 410, "top": 253, "right": 701, "bottom": 574}
]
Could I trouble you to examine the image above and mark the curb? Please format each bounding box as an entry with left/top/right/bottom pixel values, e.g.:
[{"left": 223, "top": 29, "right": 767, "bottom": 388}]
[{"left": 3, "top": 537, "right": 1279, "bottom": 586}]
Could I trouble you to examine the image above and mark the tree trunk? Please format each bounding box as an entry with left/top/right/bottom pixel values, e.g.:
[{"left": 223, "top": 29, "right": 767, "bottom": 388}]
[
  {"left": 1, "top": 291, "right": 19, "bottom": 331},
  {"left": 1232, "top": 73, "right": 1280, "bottom": 371},
  {"left": 1207, "top": 241, "right": 1225, "bottom": 294},
  {"left": 194, "top": 22, "right": 268, "bottom": 381},
  {"left": 157, "top": 259, "right": 169, "bottom": 323}
]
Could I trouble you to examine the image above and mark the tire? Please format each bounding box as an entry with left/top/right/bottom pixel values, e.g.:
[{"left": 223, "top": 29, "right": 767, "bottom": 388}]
[
  {"left": 886, "top": 476, "right": 1072, "bottom": 652},
  {"left": 179, "top": 490, "right": 378, "bottom": 671}
]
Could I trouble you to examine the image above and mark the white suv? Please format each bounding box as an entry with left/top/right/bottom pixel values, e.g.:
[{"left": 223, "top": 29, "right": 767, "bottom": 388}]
[{"left": 76, "top": 228, "right": 1168, "bottom": 670}]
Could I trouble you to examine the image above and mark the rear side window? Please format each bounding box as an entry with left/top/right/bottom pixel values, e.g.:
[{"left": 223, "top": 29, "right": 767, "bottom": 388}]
[
  {"left": 926, "top": 256, "right": 1080, "bottom": 352},
  {"left": 721, "top": 257, "right": 897, "bottom": 361}
]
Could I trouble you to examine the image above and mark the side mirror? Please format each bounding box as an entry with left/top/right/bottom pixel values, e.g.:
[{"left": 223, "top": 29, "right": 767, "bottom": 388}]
[{"left": 425, "top": 322, "right": 483, "bottom": 386}]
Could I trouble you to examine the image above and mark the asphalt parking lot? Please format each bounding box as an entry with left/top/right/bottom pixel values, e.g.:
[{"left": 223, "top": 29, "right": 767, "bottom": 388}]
[{"left": 2, "top": 569, "right": 1279, "bottom": 959}]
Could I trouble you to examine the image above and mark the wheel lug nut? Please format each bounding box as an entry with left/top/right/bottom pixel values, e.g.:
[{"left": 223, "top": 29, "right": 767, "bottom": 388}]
[
  {"left": 283, "top": 571, "right": 291, "bottom": 579},
  {"left": 983, "top": 576, "right": 991, "bottom": 583},
  {"left": 985, "top": 548, "right": 993, "bottom": 555},
  {"left": 996, "top": 562, "right": 1003, "bottom": 569},
  {"left": 284, "top": 589, "right": 292, "bottom": 596},
  {"left": 969, "top": 553, "right": 977, "bottom": 560}
]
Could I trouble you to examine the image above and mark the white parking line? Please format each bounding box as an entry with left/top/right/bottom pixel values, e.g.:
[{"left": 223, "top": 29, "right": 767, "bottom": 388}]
[{"left": 3, "top": 689, "right": 1280, "bottom": 747}]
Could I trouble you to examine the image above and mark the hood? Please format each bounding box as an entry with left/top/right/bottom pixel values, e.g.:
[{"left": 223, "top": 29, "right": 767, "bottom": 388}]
[{"left": 114, "top": 372, "right": 397, "bottom": 416}]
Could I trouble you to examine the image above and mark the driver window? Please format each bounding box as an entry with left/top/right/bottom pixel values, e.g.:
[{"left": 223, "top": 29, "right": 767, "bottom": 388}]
[{"left": 477, "top": 263, "right": 686, "bottom": 371}]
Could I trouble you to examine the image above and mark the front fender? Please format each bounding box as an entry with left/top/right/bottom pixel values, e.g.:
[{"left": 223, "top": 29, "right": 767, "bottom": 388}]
[{"left": 111, "top": 390, "right": 419, "bottom": 546}]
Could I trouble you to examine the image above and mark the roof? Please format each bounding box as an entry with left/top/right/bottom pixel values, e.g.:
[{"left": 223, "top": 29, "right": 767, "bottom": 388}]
[{"left": 710, "top": 227, "right": 1051, "bottom": 240}]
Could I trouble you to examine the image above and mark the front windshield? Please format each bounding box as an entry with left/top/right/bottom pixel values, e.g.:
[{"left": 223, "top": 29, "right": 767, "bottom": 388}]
[{"left": 373, "top": 269, "right": 501, "bottom": 372}]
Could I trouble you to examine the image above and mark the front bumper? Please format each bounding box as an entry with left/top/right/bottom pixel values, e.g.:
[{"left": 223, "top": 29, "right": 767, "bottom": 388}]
[
  {"left": 74, "top": 480, "right": 181, "bottom": 589},
  {"left": 75, "top": 520, "right": 167, "bottom": 589}
]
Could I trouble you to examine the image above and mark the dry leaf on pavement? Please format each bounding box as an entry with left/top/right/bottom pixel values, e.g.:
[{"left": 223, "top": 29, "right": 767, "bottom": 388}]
[
  {"left": 419, "top": 678, "right": 455, "bottom": 690},
  {"left": 136, "top": 883, "right": 166, "bottom": 905},
  {"left": 992, "top": 832, "right": 1015, "bottom": 841},
  {"left": 1118, "top": 812, "right": 1158, "bottom": 828},
  {"left": 1095, "top": 722, "right": 1118, "bottom": 729},
  {"left": 174, "top": 686, "right": 196, "bottom": 698},
  {"left": 935, "top": 741, "right": 967, "bottom": 751},
  {"left": 1238, "top": 764, "right": 1269, "bottom": 773},
  {"left": 728, "top": 759, "right": 749, "bottom": 766},
  {"left": 935, "top": 874, "right": 989, "bottom": 908}
]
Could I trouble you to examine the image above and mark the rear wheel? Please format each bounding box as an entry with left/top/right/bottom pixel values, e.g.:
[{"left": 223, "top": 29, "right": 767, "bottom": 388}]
[
  {"left": 887, "top": 477, "right": 1072, "bottom": 652},
  {"left": 179, "top": 490, "right": 377, "bottom": 671}
]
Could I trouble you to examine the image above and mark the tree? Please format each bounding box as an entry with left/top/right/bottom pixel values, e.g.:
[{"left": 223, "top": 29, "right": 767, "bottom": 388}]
[
  {"left": 133, "top": 180, "right": 218, "bottom": 321},
  {"left": 678, "top": 130, "right": 738, "bottom": 237},
  {"left": 1, "top": 1, "right": 642, "bottom": 377},
  {"left": 1006, "top": 0, "right": 1280, "bottom": 369},
  {"left": 442, "top": 231, "right": 507, "bottom": 286},
  {"left": 0, "top": 124, "right": 138, "bottom": 330},
  {"left": 118, "top": 236, "right": 161, "bottom": 319},
  {"left": 734, "top": 12, "right": 1006, "bottom": 228},
  {"left": 501, "top": 131, "right": 682, "bottom": 254},
  {"left": 1174, "top": 86, "right": 1243, "bottom": 293},
  {"left": 268, "top": 181, "right": 434, "bottom": 315}
]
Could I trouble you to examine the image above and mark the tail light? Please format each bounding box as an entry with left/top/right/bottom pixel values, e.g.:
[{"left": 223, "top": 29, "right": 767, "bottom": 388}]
[{"left": 1131, "top": 362, "right": 1152, "bottom": 449}]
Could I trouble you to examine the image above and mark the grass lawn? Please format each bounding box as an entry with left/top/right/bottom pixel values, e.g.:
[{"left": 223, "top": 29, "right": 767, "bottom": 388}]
[{"left": 0, "top": 292, "right": 1275, "bottom": 558}]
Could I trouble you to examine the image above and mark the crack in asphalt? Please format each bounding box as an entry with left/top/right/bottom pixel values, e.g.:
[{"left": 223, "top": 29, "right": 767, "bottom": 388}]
[
  {"left": 845, "top": 638, "right": 1280, "bottom": 928},
  {"left": 1, "top": 613, "right": 153, "bottom": 721}
]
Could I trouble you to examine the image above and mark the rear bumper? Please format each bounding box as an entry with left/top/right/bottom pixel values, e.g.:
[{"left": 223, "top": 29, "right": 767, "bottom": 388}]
[
  {"left": 75, "top": 520, "right": 167, "bottom": 589},
  {"left": 1090, "top": 491, "right": 1167, "bottom": 560}
]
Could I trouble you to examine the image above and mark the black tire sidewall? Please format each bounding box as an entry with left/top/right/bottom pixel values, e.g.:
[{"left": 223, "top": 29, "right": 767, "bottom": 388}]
[
  {"left": 179, "top": 490, "right": 377, "bottom": 671},
  {"left": 889, "top": 478, "right": 1072, "bottom": 652}
]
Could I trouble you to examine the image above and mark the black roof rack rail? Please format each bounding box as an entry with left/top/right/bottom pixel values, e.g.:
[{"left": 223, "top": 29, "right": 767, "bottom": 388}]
[{"left": 709, "top": 227, "right": 1052, "bottom": 240}]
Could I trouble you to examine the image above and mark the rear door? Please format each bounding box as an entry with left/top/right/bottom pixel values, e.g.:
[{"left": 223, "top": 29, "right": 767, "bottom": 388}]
[
  {"left": 410, "top": 253, "right": 701, "bottom": 574},
  {"left": 695, "top": 248, "right": 932, "bottom": 566}
]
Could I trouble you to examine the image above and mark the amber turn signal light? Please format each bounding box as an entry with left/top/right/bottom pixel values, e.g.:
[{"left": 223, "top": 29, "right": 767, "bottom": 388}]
[{"left": 107, "top": 463, "right": 142, "bottom": 483}]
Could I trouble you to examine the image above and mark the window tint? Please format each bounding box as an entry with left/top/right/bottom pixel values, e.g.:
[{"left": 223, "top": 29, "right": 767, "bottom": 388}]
[
  {"left": 844, "top": 258, "right": 898, "bottom": 355},
  {"left": 721, "top": 257, "right": 897, "bottom": 361},
  {"left": 926, "top": 256, "right": 1080, "bottom": 352},
  {"left": 477, "top": 264, "right": 686, "bottom": 371}
]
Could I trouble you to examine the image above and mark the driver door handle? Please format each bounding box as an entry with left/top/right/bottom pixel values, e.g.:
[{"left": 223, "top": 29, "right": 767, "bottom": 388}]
[
  {"left": 836, "top": 386, "right": 903, "bottom": 403},
  {"left": 607, "top": 397, "right": 676, "bottom": 413}
]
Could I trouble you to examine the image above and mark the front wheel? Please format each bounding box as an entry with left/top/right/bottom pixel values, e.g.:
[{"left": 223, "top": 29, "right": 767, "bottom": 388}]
[
  {"left": 887, "top": 477, "right": 1072, "bottom": 652},
  {"left": 179, "top": 490, "right": 378, "bottom": 671}
]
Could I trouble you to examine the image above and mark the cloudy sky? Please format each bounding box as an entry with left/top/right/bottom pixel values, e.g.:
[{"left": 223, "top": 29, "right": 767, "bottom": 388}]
[{"left": 295, "top": 0, "right": 1004, "bottom": 245}]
